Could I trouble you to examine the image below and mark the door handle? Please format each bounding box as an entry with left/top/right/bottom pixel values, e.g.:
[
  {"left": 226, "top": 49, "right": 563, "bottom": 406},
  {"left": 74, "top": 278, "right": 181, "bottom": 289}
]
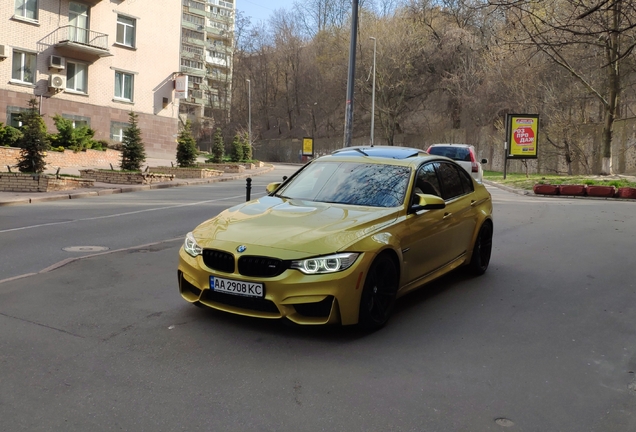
[
  {"left": 443, "top": 212, "right": 453, "bottom": 220},
  {"left": 470, "top": 200, "right": 477, "bottom": 207}
]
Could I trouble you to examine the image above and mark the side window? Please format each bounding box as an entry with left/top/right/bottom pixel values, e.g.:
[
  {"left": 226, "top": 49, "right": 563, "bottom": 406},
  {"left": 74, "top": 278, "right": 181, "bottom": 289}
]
[
  {"left": 414, "top": 163, "right": 442, "bottom": 197},
  {"left": 457, "top": 166, "right": 474, "bottom": 194},
  {"left": 435, "top": 162, "right": 465, "bottom": 200}
]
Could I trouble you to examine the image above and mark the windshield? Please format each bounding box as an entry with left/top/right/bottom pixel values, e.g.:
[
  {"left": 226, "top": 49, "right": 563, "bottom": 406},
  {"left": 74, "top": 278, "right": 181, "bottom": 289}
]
[{"left": 277, "top": 161, "right": 411, "bottom": 207}]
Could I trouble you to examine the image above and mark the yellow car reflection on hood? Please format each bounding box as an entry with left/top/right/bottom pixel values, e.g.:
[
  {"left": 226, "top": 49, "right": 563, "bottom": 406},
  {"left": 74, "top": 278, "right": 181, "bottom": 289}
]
[{"left": 178, "top": 146, "right": 493, "bottom": 330}]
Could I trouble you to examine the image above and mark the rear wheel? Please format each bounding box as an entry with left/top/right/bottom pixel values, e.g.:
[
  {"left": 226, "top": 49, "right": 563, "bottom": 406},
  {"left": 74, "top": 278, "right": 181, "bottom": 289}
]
[
  {"left": 358, "top": 254, "right": 399, "bottom": 330},
  {"left": 469, "top": 221, "right": 493, "bottom": 275}
]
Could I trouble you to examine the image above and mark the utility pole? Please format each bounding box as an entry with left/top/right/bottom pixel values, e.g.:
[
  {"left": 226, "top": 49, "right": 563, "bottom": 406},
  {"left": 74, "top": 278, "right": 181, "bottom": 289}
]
[
  {"left": 342, "top": 0, "right": 360, "bottom": 148},
  {"left": 370, "top": 37, "right": 376, "bottom": 147}
]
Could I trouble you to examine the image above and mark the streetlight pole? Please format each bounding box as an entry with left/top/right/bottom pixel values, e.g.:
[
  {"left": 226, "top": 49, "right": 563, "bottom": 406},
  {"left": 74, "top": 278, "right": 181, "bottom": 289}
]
[
  {"left": 246, "top": 79, "right": 251, "bottom": 144},
  {"left": 370, "top": 37, "right": 376, "bottom": 147},
  {"left": 342, "top": 0, "right": 360, "bottom": 148}
]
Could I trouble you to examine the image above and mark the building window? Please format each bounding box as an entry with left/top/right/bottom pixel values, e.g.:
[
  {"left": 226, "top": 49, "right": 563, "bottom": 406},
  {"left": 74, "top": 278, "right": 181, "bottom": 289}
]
[
  {"left": 183, "top": 13, "right": 205, "bottom": 27},
  {"left": 182, "top": 28, "right": 204, "bottom": 41},
  {"left": 181, "top": 58, "right": 204, "bottom": 70},
  {"left": 62, "top": 114, "right": 90, "bottom": 128},
  {"left": 7, "top": 107, "right": 29, "bottom": 128},
  {"left": 14, "top": 0, "right": 38, "bottom": 20},
  {"left": 116, "top": 15, "right": 136, "bottom": 47},
  {"left": 110, "top": 121, "right": 128, "bottom": 141},
  {"left": 114, "top": 71, "right": 134, "bottom": 101},
  {"left": 66, "top": 61, "right": 88, "bottom": 93},
  {"left": 11, "top": 50, "right": 36, "bottom": 84},
  {"left": 189, "top": 75, "right": 203, "bottom": 84}
]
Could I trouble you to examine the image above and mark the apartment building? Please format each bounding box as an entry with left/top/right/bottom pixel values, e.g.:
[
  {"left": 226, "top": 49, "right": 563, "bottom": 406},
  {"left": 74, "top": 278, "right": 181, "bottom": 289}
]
[
  {"left": 0, "top": 0, "right": 181, "bottom": 157},
  {"left": 179, "top": 0, "right": 234, "bottom": 126}
]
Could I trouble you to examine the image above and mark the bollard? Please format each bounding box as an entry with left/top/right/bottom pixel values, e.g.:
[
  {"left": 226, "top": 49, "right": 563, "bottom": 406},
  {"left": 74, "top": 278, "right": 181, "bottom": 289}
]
[{"left": 246, "top": 177, "right": 252, "bottom": 202}]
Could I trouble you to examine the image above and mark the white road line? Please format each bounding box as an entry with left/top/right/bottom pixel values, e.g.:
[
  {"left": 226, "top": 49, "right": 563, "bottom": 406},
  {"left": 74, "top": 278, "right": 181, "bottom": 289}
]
[{"left": 0, "top": 193, "right": 264, "bottom": 234}]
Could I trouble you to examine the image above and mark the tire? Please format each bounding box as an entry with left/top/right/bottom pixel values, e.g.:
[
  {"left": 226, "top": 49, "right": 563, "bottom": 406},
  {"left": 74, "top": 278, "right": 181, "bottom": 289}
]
[
  {"left": 469, "top": 221, "right": 493, "bottom": 276},
  {"left": 358, "top": 253, "right": 399, "bottom": 330}
]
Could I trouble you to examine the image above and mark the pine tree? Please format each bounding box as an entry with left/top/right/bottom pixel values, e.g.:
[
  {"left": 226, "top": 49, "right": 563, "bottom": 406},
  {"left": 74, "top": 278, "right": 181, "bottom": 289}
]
[
  {"left": 120, "top": 111, "right": 146, "bottom": 171},
  {"left": 230, "top": 133, "right": 243, "bottom": 162},
  {"left": 176, "top": 120, "right": 198, "bottom": 167},
  {"left": 16, "top": 99, "right": 50, "bottom": 173},
  {"left": 241, "top": 132, "right": 252, "bottom": 161},
  {"left": 211, "top": 128, "right": 224, "bottom": 163}
]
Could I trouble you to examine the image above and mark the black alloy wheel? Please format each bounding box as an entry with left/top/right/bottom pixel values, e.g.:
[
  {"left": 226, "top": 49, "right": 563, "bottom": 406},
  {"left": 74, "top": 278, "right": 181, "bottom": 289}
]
[
  {"left": 358, "top": 253, "right": 399, "bottom": 330},
  {"left": 469, "top": 221, "right": 493, "bottom": 276}
]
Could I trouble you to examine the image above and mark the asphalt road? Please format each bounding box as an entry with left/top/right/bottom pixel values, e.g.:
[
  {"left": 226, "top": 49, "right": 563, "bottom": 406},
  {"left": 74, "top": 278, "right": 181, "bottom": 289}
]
[{"left": 1, "top": 168, "right": 635, "bottom": 431}]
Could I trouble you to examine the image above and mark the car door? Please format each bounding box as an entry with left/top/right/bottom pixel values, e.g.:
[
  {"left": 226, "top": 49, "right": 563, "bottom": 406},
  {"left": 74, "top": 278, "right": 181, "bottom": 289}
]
[
  {"left": 434, "top": 161, "right": 477, "bottom": 262},
  {"left": 401, "top": 162, "right": 454, "bottom": 286}
]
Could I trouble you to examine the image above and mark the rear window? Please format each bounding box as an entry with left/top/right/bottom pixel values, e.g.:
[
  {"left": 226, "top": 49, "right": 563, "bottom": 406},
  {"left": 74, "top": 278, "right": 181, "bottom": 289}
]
[{"left": 428, "top": 146, "right": 471, "bottom": 162}]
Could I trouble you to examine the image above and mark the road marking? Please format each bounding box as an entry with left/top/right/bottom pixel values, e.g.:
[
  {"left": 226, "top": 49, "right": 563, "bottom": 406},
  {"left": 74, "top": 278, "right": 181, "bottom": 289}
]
[
  {"left": 0, "top": 193, "right": 264, "bottom": 234},
  {"left": 0, "top": 237, "right": 184, "bottom": 285}
]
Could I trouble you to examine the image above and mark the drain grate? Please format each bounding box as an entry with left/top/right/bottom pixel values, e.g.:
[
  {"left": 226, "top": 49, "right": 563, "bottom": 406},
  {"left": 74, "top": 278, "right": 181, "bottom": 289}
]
[{"left": 62, "top": 246, "right": 110, "bottom": 252}]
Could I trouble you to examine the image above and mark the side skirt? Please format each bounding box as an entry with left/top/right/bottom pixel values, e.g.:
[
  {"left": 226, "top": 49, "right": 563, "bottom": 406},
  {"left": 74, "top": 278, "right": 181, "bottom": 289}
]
[{"left": 397, "top": 253, "right": 467, "bottom": 298}]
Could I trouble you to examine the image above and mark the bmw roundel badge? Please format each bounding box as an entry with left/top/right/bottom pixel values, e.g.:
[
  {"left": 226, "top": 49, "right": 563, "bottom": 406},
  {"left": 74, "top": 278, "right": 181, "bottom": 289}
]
[{"left": 237, "top": 245, "right": 247, "bottom": 253}]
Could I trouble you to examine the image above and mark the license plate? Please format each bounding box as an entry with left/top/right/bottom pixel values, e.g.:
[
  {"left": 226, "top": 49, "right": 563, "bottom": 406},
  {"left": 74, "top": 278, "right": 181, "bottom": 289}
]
[{"left": 210, "top": 276, "right": 264, "bottom": 298}]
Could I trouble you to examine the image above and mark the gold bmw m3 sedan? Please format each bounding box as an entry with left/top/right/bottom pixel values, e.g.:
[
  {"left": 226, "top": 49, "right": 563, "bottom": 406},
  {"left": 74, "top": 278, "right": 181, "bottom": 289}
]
[{"left": 178, "top": 146, "right": 493, "bottom": 330}]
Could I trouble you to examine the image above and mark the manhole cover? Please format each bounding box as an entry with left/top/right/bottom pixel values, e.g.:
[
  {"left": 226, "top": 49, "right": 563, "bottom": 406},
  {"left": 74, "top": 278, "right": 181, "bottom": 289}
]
[
  {"left": 495, "top": 418, "right": 515, "bottom": 427},
  {"left": 62, "top": 246, "right": 110, "bottom": 252}
]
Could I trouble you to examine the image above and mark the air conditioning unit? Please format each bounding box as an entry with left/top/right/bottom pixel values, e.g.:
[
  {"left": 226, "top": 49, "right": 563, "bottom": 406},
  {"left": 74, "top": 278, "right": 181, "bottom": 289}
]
[
  {"left": 0, "top": 45, "right": 6, "bottom": 59},
  {"left": 49, "top": 55, "right": 66, "bottom": 69},
  {"left": 49, "top": 73, "right": 66, "bottom": 90}
]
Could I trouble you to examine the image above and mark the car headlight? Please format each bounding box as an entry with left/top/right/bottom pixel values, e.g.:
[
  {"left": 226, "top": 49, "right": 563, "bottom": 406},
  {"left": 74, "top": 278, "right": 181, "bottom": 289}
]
[
  {"left": 184, "top": 232, "right": 202, "bottom": 257},
  {"left": 290, "top": 253, "right": 359, "bottom": 275}
]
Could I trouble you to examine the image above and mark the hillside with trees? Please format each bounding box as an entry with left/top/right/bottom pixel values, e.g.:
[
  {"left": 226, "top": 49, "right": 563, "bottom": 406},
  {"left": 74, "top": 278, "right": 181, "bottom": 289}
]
[{"left": 209, "top": 0, "right": 636, "bottom": 174}]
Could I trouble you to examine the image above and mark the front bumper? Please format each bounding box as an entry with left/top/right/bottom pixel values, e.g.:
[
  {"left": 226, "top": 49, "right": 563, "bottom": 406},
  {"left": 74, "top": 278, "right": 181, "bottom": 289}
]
[{"left": 178, "top": 247, "right": 373, "bottom": 325}]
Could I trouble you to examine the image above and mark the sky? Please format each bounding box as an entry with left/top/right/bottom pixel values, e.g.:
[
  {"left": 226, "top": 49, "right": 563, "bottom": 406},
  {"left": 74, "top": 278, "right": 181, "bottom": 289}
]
[{"left": 236, "top": 0, "right": 294, "bottom": 23}]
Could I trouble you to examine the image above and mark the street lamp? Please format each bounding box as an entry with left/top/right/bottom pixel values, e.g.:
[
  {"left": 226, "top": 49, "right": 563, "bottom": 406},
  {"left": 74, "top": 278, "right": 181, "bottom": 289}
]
[
  {"left": 370, "top": 37, "right": 376, "bottom": 147},
  {"left": 246, "top": 79, "right": 251, "bottom": 144}
]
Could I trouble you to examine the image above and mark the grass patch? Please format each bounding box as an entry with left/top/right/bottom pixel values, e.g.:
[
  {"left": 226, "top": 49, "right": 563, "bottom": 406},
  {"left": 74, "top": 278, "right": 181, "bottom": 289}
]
[{"left": 483, "top": 171, "right": 636, "bottom": 190}]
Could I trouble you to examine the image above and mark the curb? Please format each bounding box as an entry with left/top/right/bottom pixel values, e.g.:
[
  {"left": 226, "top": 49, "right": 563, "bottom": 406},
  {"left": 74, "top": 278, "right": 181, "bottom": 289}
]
[
  {"left": 484, "top": 180, "right": 635, "bottom": 202},
  {"left": 0, "top": 165, "right": 276, "bottom": 207}
]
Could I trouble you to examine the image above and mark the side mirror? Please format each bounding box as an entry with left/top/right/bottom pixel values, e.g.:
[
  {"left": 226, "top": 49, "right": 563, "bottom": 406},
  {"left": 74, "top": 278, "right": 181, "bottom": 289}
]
[
  {"left": 481, "top": 158, "right": 488, "bottom": 164},
  {"left": 411, "top": 193, "right": 445, "bottom": 212},
  {"left": 266, "top": 182, "right": 282, "bottom": 194}
]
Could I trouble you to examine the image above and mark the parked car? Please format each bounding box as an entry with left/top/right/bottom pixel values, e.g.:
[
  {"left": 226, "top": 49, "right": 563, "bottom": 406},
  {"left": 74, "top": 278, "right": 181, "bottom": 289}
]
[
  {"left": 426, "top": 143, "right": 487, "bottom": 183},
  {"left": 178, "top": 146, "right": 493, "bottom": 330}
]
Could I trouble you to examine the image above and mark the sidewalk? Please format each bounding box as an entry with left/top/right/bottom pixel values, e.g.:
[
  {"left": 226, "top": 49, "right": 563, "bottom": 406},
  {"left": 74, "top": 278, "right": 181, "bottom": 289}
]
[{"left": 0, "top": 156, "right": 275, "bottom": 207}]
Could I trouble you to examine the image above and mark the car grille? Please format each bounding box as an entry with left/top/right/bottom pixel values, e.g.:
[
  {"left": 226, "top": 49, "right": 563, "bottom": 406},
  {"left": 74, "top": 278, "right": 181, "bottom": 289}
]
[
  {"left": 202, "top": 249, "right": 235, "bottom": 273},
  {"left": 238, "top": 256, "right": 289, "bottom": 277},
  {"left": 200, "top": 289, "right": 279, "bottom": 314},
  {"left": 293, "top": 296, "right": 334, "bottom": 318}
]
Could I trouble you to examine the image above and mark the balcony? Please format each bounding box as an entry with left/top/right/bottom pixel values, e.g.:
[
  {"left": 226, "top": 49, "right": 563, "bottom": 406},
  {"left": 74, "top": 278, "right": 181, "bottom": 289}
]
[
  {"left": 205, "top": 56, "right": 227, "bottom": 67},
  {"left": 44, "top": 26, "right": 111, "bottom": 57}
]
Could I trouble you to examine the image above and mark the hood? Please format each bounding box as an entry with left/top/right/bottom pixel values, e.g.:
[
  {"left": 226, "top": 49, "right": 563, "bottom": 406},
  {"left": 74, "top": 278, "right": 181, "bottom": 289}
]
[{"left": 193, "top": 196, "right": 398, "bottom": 255}]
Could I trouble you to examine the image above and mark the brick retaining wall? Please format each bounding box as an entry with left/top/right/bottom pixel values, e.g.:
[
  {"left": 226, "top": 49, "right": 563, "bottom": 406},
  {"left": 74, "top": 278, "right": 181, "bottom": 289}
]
[
  {"left": 0, "top": 147, "right": 121, "bottom": 170},
  {"left": 149, "top": 167, "right": 223, "bottom": 178},
  {"left": 0, "top": 173, "right": 95, "bottom": 192},
  {"left": 197, "top": 163, "right": 245, "bottom": 173},
  {"left": 79, "top": 169, "right": 175, "bottom": 185}
]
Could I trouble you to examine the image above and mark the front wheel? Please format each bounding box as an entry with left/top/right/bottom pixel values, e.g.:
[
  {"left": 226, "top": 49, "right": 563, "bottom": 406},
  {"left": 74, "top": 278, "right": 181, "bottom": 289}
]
[
  {"left": 358, "top": 254, "right": 399, "bottom": 331},
  {"left": 469, "top": 221, "right": 493, "bottom": 276}
]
